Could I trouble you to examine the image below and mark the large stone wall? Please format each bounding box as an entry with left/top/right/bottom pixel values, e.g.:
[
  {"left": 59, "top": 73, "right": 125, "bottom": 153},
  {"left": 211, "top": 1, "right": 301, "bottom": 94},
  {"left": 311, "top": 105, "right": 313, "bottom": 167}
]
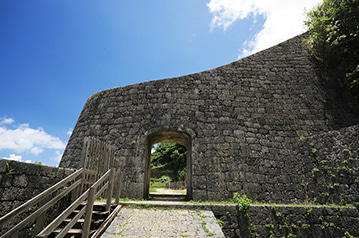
[
  {"left": 60, "top": 33, "right": 359, "bottom": 203},
  {"left": 0, "top": 159, "right": 74, "bottom": 236},
  {"left": 211, "top": 204, "right": 359, "bottom": 238}
]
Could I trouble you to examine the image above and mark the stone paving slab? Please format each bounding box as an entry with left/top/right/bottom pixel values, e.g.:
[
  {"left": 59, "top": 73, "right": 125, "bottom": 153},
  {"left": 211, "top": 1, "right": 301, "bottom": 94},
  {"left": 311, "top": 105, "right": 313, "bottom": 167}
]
[{"left": 101, "top": 206, "right": 225, "bottom": 238}]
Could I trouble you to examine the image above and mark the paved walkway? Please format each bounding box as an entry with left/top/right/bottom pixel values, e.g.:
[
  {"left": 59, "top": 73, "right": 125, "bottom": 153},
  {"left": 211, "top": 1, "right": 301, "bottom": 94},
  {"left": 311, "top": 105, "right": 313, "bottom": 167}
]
[{"left": 101, "top": 203, "right": 225, "bottom": 238}]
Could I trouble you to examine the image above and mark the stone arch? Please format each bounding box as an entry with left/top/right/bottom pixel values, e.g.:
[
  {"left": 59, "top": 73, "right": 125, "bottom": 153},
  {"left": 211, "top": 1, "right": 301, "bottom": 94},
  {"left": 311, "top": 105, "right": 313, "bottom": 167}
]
[{"left": 144, "top": 130, "right": 192, "bottom": 200}]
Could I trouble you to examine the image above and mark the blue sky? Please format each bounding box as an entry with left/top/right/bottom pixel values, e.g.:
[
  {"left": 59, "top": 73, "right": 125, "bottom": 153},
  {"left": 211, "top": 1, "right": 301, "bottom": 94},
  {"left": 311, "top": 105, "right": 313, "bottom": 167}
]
[{"left": 0, "top": 0, "right": 321, "bottom": 166}]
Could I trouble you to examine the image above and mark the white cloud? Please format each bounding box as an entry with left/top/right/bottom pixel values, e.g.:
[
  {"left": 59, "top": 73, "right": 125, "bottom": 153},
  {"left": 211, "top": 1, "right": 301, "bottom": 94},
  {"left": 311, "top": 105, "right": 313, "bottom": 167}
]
[
  {"left": 3, "top": 154, "right": 23, "bottom": 161},
  {"left": 67, "top": 129, "right": 73, "bottom": 136},
  {"left": 51, "top": 151, "right": 63, "bottom": 163},
  {"left": 208, "top": 0, "right": 262, "bottom": 30},
  {"left": 207, "top": 0, "right": 322, "bottom": 58},
  {"left": 30, "top": 147, "right": 44, "bottom": 155},
  {"left": 2, "top": 153, "right": 32, "bottom": 163},
  {"left": 0, "top": 117, "right": 15, "bottom": 125},
  {"left": 0, "top": 119, "right": 66, "bottom": 155}
]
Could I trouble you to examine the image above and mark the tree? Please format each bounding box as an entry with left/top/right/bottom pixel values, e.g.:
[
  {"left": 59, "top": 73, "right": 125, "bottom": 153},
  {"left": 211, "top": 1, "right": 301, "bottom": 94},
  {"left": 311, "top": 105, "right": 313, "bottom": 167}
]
[
  {"left": 151, "top": 142, "right": 187, "bottom": 181},
  {"left": 305, "top": 0, "right": 359, "bottom": 100}
]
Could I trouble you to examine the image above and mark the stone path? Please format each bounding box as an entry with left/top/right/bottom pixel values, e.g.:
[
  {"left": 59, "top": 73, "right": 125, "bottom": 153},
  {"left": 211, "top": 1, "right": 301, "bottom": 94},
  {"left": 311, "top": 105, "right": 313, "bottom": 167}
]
[
  {"left": 101, "top": 206, "right": 225, "bottom": 238},
  {"left": 150, "top": 188, "right": 186, "bottom": 195}
]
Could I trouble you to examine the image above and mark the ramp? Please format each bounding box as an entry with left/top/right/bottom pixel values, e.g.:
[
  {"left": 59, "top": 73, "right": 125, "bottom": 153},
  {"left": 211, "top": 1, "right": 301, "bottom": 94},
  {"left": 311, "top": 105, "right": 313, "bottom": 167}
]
[{"left": 101, "top": 203, "right": 225, "bottom": 237}]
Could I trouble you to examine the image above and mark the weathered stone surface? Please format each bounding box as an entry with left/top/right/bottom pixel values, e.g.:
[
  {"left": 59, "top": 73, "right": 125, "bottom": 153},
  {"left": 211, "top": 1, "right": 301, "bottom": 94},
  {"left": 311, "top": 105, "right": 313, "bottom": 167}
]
[
  {"left": 212, "top": 204, "right": 359, "bottom": 238},
  {"left": 60, "top": 33, "right": 359, "bottom": 203},
  {"left": 295, "top": 124, "right": 359, "bottom": 205},
  {"left": 0, "top": 159, "right": 75, "bottom": 236}
]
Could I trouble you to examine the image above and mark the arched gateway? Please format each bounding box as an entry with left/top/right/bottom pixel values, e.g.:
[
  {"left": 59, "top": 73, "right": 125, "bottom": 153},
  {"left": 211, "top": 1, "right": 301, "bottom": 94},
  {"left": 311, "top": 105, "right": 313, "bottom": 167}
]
[
  {"left": 144, "top": 130, "right": 192, "bottom": 200},
  {"left": 60, "top": 33, "right": 359, "bottom": 203}
]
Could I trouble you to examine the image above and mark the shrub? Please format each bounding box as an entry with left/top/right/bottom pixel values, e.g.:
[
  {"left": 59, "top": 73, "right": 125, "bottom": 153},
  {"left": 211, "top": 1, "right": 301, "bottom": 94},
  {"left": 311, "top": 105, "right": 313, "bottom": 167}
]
[
  {"left": 233, "top": 192, "right": 252, "bottom": 217},
  {"left": 305, "top": 0, "right": 359, "bottom": 100}
]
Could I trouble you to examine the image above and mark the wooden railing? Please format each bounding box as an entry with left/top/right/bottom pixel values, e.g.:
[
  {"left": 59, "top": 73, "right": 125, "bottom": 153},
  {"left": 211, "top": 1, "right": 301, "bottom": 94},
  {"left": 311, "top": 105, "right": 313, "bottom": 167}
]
[
  {"left": 81, "top": 137, "right": 115, "bottom": 178},
  {"left": 0, "top": 168, "right": 117, "bottom": 238}
]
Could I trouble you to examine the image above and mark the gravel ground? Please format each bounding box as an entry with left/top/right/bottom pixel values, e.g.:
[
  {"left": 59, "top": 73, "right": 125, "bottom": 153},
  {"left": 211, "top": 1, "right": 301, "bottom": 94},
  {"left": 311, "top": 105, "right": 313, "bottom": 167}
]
[{"left": 101, "top": 207, "right": 225, "bottom": 238}]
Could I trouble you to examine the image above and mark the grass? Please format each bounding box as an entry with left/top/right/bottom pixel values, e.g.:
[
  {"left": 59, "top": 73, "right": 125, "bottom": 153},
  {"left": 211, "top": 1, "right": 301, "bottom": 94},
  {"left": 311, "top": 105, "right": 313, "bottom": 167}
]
[
  {"left": 149, "top": 187, "right": 158, "bottom": 193},
  {"left": 251, "top": 202, "right": 355, "bottom": 208},
  {"left": 196, "top": 209, "right": 215, "bottom": 236},
  {"left": 189, "top": 200, "right": 355, "bottom": 208},
  {"left": 117, "top": 196, "right": 355, "bottom": 208},
  {"left": 150, "top": 180, "right": 166, "bottom": 189},
  {"left": 149, "top": 177, "right": 167, "bottom": 193},
  {"left": 149, "top": 177, "right": 186, "bottom": 195}
]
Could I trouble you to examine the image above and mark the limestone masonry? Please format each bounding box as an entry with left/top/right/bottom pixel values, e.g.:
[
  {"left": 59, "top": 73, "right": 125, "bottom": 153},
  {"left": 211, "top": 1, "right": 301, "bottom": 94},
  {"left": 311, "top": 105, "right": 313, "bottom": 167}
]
[
  {"left": 60, "top": 33, "right": 359, "bottom": 203},
  {"left": 0, "top": 159, "right": 74, "bottom": 236}
]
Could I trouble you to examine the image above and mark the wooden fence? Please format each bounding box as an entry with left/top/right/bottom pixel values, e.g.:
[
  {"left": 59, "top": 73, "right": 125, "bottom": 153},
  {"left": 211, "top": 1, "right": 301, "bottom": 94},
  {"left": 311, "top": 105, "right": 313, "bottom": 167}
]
[{"left": 81, "top": 137, "right": 115, "bottom": 178}]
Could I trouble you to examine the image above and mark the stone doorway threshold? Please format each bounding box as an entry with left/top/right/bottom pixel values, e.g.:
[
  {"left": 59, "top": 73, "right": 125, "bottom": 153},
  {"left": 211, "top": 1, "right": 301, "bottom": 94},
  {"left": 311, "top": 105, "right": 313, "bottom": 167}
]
[{"left": 149, "top": 188, "right": 187, "bottom": 200}]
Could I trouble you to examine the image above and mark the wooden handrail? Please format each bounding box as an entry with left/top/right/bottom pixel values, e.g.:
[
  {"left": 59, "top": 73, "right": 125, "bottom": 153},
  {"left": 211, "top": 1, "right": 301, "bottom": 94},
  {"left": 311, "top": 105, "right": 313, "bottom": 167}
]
[
  {"left": 91, "top": 169, "right": 111, "bottom": 190},
  {"left": 36, "top": 184, "right": 91, "bottom": 237},
  {"left": 82, "top": 169, "right": 113, "bottom": 238},
  {"left": 1, "top": 136, "right": 117, "bottom": 238},
  {"left": 0, "top": 168, "right": 83, "bottom": 227},
  {"left": 0, "top": 168, "right": 99, "bottom": 238},
  {"left": 106, "top": 169, "right": 115, "bottom": 212},
  {"left": 36, "top": 168, "right": 115, "bottom": 238},
  {"left": 55, "top": 206, "right": 86, "bottom": 238},
  {"left": 0, "top": 166, "right": 115, "bottom": 238},
  {"left": 1, "top": 179, "right": 83, "bottom": 238},
  {"left": 82, "top": 187, "right": 96, "bottom": 238}
]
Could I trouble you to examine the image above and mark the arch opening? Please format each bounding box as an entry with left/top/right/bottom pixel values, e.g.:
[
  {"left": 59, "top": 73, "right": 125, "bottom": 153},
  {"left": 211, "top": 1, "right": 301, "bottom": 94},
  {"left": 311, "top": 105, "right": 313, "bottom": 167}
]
[{"left": 144, "top": 131, "right": 192, "bottom": 200}]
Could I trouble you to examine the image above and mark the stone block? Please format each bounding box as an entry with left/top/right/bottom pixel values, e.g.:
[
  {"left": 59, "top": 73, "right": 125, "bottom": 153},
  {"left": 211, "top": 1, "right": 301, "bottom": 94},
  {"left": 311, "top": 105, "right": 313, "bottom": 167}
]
[
  {"left": 13, "top": 174, "right": 28, "bottom": 187},
  {"left": 0, "top": 174, "right": 12, "bottom": 188},
  {"left": 243, "top": 183, "right": 262, "bottom": 194}
]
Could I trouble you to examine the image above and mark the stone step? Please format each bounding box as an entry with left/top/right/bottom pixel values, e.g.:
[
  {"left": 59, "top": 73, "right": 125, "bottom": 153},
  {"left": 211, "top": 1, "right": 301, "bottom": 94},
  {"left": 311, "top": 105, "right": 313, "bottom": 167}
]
[{"left": 52, "top": 228, "right": 95, "bottom": 237}]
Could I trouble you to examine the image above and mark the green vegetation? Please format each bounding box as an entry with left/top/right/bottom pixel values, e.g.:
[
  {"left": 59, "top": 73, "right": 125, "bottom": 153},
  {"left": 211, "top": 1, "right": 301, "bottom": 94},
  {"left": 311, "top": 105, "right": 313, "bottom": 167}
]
[
  {"left": 216, "top": 219, "right": 224, "bottom": 229},
  {"left": 305, "top": 138, "right": 358, "bottom": 205},
  {"left": 151, "top": 142, "right": 187, "bottom": 182},
  {"left": 149, "top": 176, "right": 167, "bottom": 193},
  {"left": 343, "top": 231, "right": 356, "bottom": 238},
  {"left": 305, "top": 0, "right": 359, "bottom": 100},
  {"left": 5, "top": 162, "right": 14, "bottom": 175},
  {"left": 187, "top": 199, "right": 355, "bottom": 208},
  {"left": 302, "top": 223, "right": 311, "bottom": 229},
  {"left": 305, "top": 207, "right": 313, "bottom": 215},
  {"left": 196, "top": 209, "right": 215, "bottom": 236},
  {"left": 233, "top": 192, "right": 252, "bottom": 218}
]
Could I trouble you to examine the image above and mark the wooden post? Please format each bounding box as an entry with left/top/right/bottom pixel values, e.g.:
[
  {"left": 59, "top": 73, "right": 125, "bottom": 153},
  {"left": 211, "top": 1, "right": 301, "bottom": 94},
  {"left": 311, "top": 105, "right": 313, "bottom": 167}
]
[
  {"left": 34, "top": 194, "right": 51, "bottom": 235},
  {"left": 82, "top": 187, "right": 95, "bottom": 238},
  {"left": 34, "top": 211, "right": 46, "bottom": 236},
  {"left": 106, "top": 169, "right": 115, "bottom": 212},
  {"left": 81, "top": 137, "right": 90, "bottom": 169},
  {"left": 115, "top": 168, "right": 121, "bottom": 204}
]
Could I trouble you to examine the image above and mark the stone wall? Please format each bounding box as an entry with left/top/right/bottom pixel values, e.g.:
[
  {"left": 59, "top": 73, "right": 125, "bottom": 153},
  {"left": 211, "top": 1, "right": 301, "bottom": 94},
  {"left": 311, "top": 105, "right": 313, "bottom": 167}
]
[
  {"left": 60, "top": 32, "right": 359, "bottom": 203},
  {"left": 0, "top": 159, "right": 74, "bottom": 236},
  {"left": 295, "top": 124, "right": 359, "bottom": 205},
  {"left": 212, "top": 204, "right": 359, "bottom": 238}
]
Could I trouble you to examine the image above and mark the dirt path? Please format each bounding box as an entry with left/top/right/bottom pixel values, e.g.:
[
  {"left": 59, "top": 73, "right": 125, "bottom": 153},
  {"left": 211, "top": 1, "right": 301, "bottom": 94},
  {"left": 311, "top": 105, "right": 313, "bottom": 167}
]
[{"left": 101, "top": 207, "right": 225, "bottom": 238}]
